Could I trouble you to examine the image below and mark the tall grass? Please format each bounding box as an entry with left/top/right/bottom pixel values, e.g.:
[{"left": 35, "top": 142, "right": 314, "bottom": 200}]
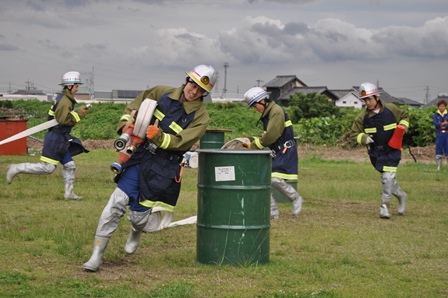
[{"left": 0, "top": 149, "right": 447, "bottom": 297}]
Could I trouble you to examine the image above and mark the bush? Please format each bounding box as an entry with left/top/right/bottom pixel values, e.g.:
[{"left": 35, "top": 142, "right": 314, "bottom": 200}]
[
  {"left": 405, "top": 105, "right": 436, "bottom": 147},
  {"left": 286, "top": 92, "right": 341, "bottom": 122}
]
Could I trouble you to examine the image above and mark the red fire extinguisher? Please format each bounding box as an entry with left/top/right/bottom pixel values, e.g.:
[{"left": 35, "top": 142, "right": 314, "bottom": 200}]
[{"left": 388, "top": 124, "right": 405, "bottom": 149}]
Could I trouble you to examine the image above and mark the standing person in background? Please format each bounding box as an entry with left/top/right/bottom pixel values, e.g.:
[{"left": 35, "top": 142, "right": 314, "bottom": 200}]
[
  {"left": 83, "top": 64, "right": 217, "bottom": 272},
  {"left": 349, "top": 82, "right": 409, "bottom": 219},
  {"left": 6, "top": 71, "right": 89, "bottom": 200},
  {"left": 242, "top": 87, "right": 303, "bottom": 219},
  {"left": 433, "top": 99, "right": 448, "bottom": 171}
]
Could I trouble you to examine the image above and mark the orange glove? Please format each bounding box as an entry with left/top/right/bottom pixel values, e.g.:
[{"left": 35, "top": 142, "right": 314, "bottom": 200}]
[
  {"left": 242, "top": 142, "right": 251, "bottom": 149},
  {"left": 146, "top": 125, "right": 159, "bottom": 139},
  {"left": 81, "top": 105, "right": 90, "bottom": 114},
  {"left": 243, "top": 134, "right": 254, "bottom": 142}
]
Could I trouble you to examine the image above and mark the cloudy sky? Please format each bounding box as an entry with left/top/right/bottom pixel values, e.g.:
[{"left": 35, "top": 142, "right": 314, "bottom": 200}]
[{"left": 0, "top": 0, "right": 447, "bottom": 102}]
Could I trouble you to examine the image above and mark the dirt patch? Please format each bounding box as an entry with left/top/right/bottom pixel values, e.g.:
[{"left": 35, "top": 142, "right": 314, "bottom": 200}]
[
  {"left": 27, "top": 138, "right": 114, "bottom": 151},
  {"left": 26, "top": 138, "right": 436, "bottom": 164},
  {"left": 298, "top": 143, "right": 436, "bottom": 164}
]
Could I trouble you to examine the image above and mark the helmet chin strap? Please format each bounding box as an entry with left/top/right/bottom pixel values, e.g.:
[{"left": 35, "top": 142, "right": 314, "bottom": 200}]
[
  {"left": 373, "top": 96, "right": 380, "bottom": 110},
  {"left": 261, "top": 99, "right": 271, "bottom": 110}
]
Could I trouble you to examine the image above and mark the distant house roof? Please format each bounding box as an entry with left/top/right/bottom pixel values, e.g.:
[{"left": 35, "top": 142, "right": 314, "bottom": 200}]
[
  {"left": 395, "top": 97, "right": 423, "bottom": 107},
  {"left": 330, "top": 88, "right": 422, "bottom": 108},
  {"left": 330, "top": 89, "right": 356, "bottom": 99},
  {"left": 264, "top": 75, "right": 307, "bottom": 88},
  {"left": 13, "top": 89, "right": 46, "bottom": 95},
  {"left": 279, "top": 86, "right": 339, "bottom": 102},
  {"left": 423, "top": 94, "right": 448, "bottom": 108},
  {"left": 262, "top": 74, "right": 425, "bottom": 108},
  {"left": 331, "top": 89, "right": 364, "bottom": 109},
  {"left": 263, "top": 75, "right": 308, "bottom": 105}
]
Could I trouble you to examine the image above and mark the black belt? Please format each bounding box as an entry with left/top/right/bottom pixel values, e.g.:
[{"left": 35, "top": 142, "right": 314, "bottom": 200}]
[
  {"left": 49, "top": 126, "right": 70, "bottom": 134},
  {"left": 273, "top": 139, "right": 297, "bottom": 153},
  {"left": 143, "top": 141, "right": 182, "bottom": 162},
  {"left": 370, "top": 144, "right": 386, "bottom": 151}
]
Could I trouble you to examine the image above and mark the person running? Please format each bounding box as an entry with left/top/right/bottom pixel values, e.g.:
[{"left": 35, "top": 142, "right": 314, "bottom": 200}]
[
  {"left": 83, "top": 64, "right": 217, "bottom": 272},
  {"left": 349, "top": 82, "right": 409, "bottom": 219},
  {"left": 242, "top": 87, "right": 303, "bottom": 219},
  {"left": 7, "top": 71, "right": 89, "bottom": 200}
]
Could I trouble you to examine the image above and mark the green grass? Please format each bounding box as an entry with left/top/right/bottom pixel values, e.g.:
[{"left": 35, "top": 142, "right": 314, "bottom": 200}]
[{"left": 0, "top": 149, "right": 447, "bottom": 297}]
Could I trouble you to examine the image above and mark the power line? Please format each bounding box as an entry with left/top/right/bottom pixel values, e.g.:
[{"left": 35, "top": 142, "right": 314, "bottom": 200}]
[{"left": 424, "top": 86, "right": 430, "bottom": 104}]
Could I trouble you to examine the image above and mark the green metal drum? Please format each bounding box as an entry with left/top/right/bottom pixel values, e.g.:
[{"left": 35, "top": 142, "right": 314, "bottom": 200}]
[
  {"left": 196, "top": 149, "right": 271, "bottom": 265},
  {"left": 200, "top": 129, "right": 232, "bottom": 149}
]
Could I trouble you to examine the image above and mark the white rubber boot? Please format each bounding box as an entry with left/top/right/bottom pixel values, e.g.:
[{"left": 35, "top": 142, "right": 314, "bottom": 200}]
[
  {"left": 124, "top": 209, "right": 151, "bottom": 254},
  {"left": 83, "top": 236, "right": 110, "bottom": 272},
  {"left": 64, "top": 181, "right": 83, "bottom": 200},
  {"left": 271, "top": 178, "right": 302, "bottom": 216},
  {"left": 124, "top": 227, "right": 143, "bottom": 254},
  {"left": 7, "top": 162, "right": 55, "bottom": 184},
  {"left": 270, "top": 196, "right": 280, "bottom": 219},
  {"left": 83, "top": 188, "right": 129, "bottom": 272},
  {"left": 380, "top": 203, "right": 390, "bottom": 219},
  {"left": 292, "top": 195, "right": 303, "bottom": 216},
  {"left": 394, "top": 187, "right": 408, "bottom": 215},
  {"left": 381, "top": 172, "right": 394, "bottom": 219},
  {"left": 436, "top": 155, "right": 442, "bottom": 171},
  {"left": 62, "top": 161, "right": 83, "bottom": 200}
]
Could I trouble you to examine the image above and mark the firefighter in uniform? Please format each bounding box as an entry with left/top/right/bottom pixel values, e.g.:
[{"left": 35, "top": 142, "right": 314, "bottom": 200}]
[
  {"left": 433, "top": 99, "right": 448, "bottom": 170},
  {"left": 83, "top": 65, "right": 217, "bottom": 272},
  {"left": 6, "top": 71, "right": 89, "bottom": 200},
  {"left": 349, "top": 82, "right": 409, "bottom": 219},
  {"left": 242, "top": 87, "right": 303, "bottom": 219}
]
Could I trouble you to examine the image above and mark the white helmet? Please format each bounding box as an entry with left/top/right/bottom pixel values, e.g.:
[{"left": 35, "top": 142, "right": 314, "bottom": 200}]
[
  {"left": 60, "top": 71, "right": 83, "bottom": 86},
  {"left": 244, "top": 87, "right": 271, "bottom": 107},
  {"left": 359, "top": 82, "right": 380, "bottom": 99},
  {"left": 186, "top": 65, "right": 217, "bottom": 93}
]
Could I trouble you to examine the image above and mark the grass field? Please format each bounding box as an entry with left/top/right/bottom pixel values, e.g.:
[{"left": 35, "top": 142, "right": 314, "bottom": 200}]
[{"left": 0, "top": 148, "right": 447, "bottom": 297}]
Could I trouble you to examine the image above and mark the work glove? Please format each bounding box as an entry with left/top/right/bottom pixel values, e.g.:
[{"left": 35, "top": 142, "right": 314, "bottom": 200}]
[
  {"left": 221, "top": 138, "right": 251, "bottom": 149},
  {"left": 146, "top": 125, "right": 159, "bottom": 139},
  {"left": 366, "top": 136, "right": 374, "bottom": 144},
  {"left": 243, "top": 134, "right": 254, "bottom": 142},
  {"left": 242, "top": 142, "right": 251, "bottom": 149},
  {"left": 80, "top": 104, "right": 91, "bottom": 114}
]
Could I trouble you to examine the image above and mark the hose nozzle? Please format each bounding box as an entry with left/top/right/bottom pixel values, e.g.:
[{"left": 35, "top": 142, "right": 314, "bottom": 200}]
[{"left": 114, "top": 133, "right": 130, "bottom": 151}]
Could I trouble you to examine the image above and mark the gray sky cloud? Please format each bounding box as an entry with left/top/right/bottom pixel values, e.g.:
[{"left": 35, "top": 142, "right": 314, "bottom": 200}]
[{"left": 0, "top": 0, "right": 447, "bottom": 101}]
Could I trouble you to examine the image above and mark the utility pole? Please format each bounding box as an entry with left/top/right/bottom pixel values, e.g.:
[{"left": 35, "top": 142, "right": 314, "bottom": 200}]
[
  {"left": 25, "top": 79, "right": 32, "bottom": 91},
  {"left": 85, "top": 66, "right": 95, "bottom": 101},
  {"left": 222, "top": 62, "right": 229, "bottom": 98},
  {"left": 424, "top": 86, "right": 430, "bottom": 105},
  {"left": 214, "top": 70, "right": 219, "bottom": 95},
  {"left": 256, "top": 79, "right": 263, "bottom": 87},
  {"left": 89, "top": 66, "right": 95, "bottom": 101}
]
